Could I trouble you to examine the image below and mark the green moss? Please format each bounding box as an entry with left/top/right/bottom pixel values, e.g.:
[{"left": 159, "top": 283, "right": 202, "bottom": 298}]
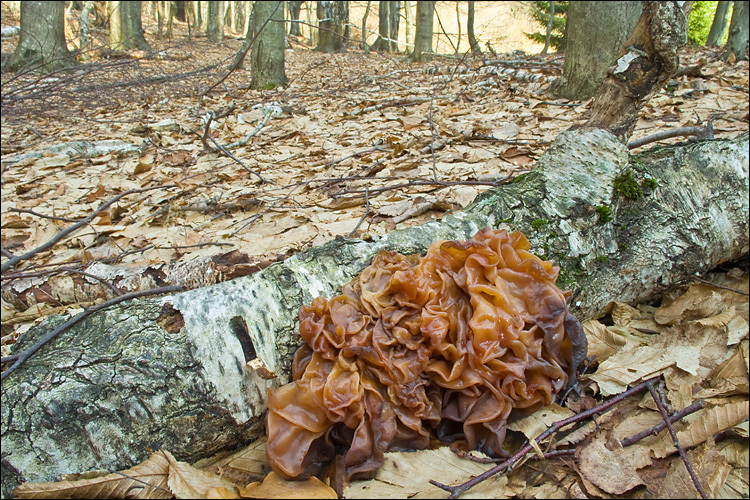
[
  {"left": 595, "top": 255, "right": 609, "bottom": 263},
  {"left": 618, "top": 241, "right": 630, "bottom": 251},
  {"left": 595, "top": 205, "right": 613, "bottom": 223},
  {"left": 513, "top": 173, "right": 528, "bottom": 183},
  {"left": 531, "top": 219, "right": 548, "bottom": 230},
  {"left": 613, "top": 171, "right": 643, "bottom": 199},
  {"left": 642, "top": 177, "right": 658, "bottom": 190}
]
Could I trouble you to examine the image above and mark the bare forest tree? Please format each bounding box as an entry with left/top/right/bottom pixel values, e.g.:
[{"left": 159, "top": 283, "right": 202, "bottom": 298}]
[
  {"left": 109, "top": 1, "right": 152, "bottom": 51},
  {"left": 371, "top": 0, "right": 400, "bottom": 52},
  {"left": 706, "top": 0, "right": 731, "bottom": 46},
  {"left": 724, "top": 0, "right": 749, "bottom": 60},
  {"left": 288, "top": 0, "right": 303, "bottom": 36},
  {"left": 8, "top": 1, "right": 73, "bottom": 72},
  {"left": 467, "top": 0, "right": 480, "bottom": 54},
  {"left": 411, "top": 0, "right": 434, "bottom": 61},
  {"left": 585, "top": 2, "right": 691, "bottom": 142},
  {"left": 250, "top": 1, "right": 287, "bottom": 89},
  {"left": 556, "top": 1, "right": 642, "bottom": 100},
  {"left": 207, "top": 1, "right": 225, "bottom": 42},
  {"left": 316, "top": 1, "right": 348, "bottom": 52}
]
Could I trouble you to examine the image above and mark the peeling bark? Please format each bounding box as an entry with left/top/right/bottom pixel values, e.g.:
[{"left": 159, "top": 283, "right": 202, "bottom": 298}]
[
  {"left": 2, "top": 129, "right": 748, "bottom": 497},
  {"left": 585, "top": 1, "right": 691, "bottom": 141}
]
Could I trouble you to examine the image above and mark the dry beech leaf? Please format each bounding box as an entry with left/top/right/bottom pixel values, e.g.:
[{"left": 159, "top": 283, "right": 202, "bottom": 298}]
[
  {"left": 345, "top": 447, "right": 513, "bottom": 499},
  {"left": 582, "top": 319, "right": 631, "bottom": 363},
  {"left": 239, "top": 472, "right": 336, "bottom": 499},
  {"left": 203, "top": 437, "right": 268, "bottom": 487},
  {"left": 14, "top": 450, "right": 173, "bottom": 499},
  {"left": 507, "top": 403, "right": 574, "bottom": 440},
  {"left": 165, "top": 450, "right": 238, "bottom": 499},
  {"left": 611, "top": 301, "right": 640, "bottom": 326},
  {"left": 651, "top": 397, "right": 750, "bottom": 458},
  {"left": 657, "top": 438, "right": 731, "bottom": 499},
  {"left": 578, "top": 429, "right": 644, "bottom": 494}
]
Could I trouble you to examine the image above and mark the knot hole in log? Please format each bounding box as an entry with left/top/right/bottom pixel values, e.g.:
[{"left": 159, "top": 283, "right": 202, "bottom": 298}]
[{"left": 230, "top": 316, "right": 257, "bottom": 363}]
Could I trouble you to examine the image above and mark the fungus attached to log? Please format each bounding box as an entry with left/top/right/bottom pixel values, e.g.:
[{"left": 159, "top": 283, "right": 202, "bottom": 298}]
[{"left": 266, "top": 228, "right": 584, "bottom": 480}]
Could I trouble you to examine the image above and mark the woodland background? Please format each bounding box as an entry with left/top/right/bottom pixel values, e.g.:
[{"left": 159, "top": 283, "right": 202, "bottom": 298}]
[{"left": 1, "top": 1, "right": 749, "bottom": 499}]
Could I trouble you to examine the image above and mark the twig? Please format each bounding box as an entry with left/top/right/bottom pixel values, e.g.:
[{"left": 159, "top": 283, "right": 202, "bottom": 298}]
[
  {"left": 627, "top": 122, "right": 714, "bottom": 150},
  {"left": 430, "top": 375, "right": 662, "bottom": 498},
  {"left": 692, "top": 276, "right": 750, "bottom": 297},
  {"left": 620, "top": 399, "right": 704, "bottom": 447},
  {"left": 646, "top": 380, "right": 708, "bottom": 499},
  {"left": 1, "top": 286, "right": 182, "bottom": 382},
  {"left": 1, "top": 186, "right": 175, "bottom": 273},
  {"left": 348, "top": 186, "right": 370, "bottom": 237}
]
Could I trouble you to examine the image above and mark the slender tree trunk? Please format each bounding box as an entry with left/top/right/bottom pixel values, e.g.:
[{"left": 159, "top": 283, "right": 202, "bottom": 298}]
[
  {"left": 250, "top": 1, "right": 287, "bottom": 89},
  {"left": 388, "top": 0, "right": 399, "bottom": 51},
  {"left": 109, "top": 0, "right": 123, "bottom": 48},
  {"left": 288, "top": 0, "right": 303, "bottom": 36},
  {"left": 3, "top": 129, "right": 747, "bottom": 499},
  {"left": 706, "top": 0, "right": 731, "bottom": 46},
  {"left": 467, "top": 0, "right": 480, "bottom": 54},
  {"left": 724, "top": 0, "right": 749, "bottom": 60},
  {"left": 9, "top": 1, "right": 73, "bottom": 72},
  {"left": 371, "top": 0, "right": 390, "bottom": 51},
  {"left": 316, "top": 0, "right": 347, "bottom": 52},
  {"left": 411, "top": 0, "right": 434, "bottom": 61},
  {"left": 207, "top": 0, "right": 224, "bottom": 42},
  {"left": 362, "top": 0, "right": 372, "bottom": 52},
  {"left": 542, "top": 1, "right": 555, "bottom": 54},
  {"left": 455, "top": 1, "right": 461, "bottom": 54},
  {"left": 165, "top": 0, "right": 174, "bottom": 38},
  {"left": 405, "top": 0, "right": 413, "bottom": 53},
  {"left": 78, "top": 1, "right": 95, "bottom": 61}
]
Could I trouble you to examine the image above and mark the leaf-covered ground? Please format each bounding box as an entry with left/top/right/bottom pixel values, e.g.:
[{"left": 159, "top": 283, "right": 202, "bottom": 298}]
[{"left": 1, "top": 4, "right": 749, "bottom": 500}]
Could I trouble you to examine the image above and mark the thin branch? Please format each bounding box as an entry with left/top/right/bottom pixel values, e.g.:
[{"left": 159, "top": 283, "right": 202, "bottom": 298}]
[
  {"left": 431, "top": 375, "right": 664, "bottom": 498},
  {"left": 692, "top": 276, "right": 750, "bottom": 297},
  {"left": 1, "top": 286, "right": 182, "bottom": 382},
  {"left": 620, "top": 399, "right": 704, "bottom": 447},
  {"left": 1, "top": 186, "right": 175, "bottom": 273},
  {"left": 348, "top": 186, "right": 370, "bottom": 238},
  {"left": 627, "top": 122, "right": 714, "bottom": 150},
  {"left": 646, "top": 380, "right": 708, "bottom": 499}
]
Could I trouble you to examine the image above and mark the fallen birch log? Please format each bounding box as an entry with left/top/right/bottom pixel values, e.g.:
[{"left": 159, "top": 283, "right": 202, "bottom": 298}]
[{"left": 1, "top": 128, "right": 748, "bottom": 497}]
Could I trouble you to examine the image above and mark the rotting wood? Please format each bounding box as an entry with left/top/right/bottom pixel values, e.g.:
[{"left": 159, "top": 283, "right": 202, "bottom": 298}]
[{"left": 2, "top": 128, "right": 748, "bottom": 497}]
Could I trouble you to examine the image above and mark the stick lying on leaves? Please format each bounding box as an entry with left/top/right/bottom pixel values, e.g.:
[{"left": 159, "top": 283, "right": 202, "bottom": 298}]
[{"left": 430, "top": 374, "right": 709, "bottom": 499}]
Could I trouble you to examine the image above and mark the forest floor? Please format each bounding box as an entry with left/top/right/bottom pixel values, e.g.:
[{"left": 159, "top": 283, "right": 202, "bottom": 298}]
[{"left": 1, "top": 6, "right": 749, "bottom": 500}]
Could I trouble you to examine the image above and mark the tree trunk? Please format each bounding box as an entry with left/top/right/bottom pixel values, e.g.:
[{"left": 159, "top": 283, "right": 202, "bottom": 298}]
[
  {"left": 411, "top": 0, "right": 434, "bottom": 61},
  {"left": 371, "top": 0, "right": 391, "bottom": 51},
  {"left": 288, "top": 0, "right": 303, "bottom": 36},
  {"left": 557, "top": 1, "right": 642, "bottom": 100},
  {"left": 467, "top": 0, "right": 480, "bottom": 54},
  {"left": 315, "top": 1, "right": 347, "bottom": 52},
  {"left": 706, "top": 0, "right": 731, "bottom": 46},
  {"left": 250, "top": 1, "right": 287, "bottom": 89},
  {"left": 388, "top": 0, "right": 400, "bottom": 51},
  {"left": 120, "top": 1, "right": 152, "bottom": 50},
  {"left": 724, "top": 0, "right": 749, "bottom": 61},
  {"left": 207, "top": 0, "right": 224, "bottom": 42},
  {"left": 405, "top": 0, "right": 413, "bottom": 53},
  {"left": 584, "top": 1, "right": 690, "bottom": 142},
  {"left": 362, "top": 0, "right": 372, "bottom": 52},
  {"left": 109, "top": 0, "right": 123, "bottom": 48},
  {"left": 542, "top": 1, "right": 555, "bottom": 55},
  {"left": 8, "top": 1, "right": 73, "bottom": 72},
  {"left": 2, "top": 129, "right": 747, "bottom": 498},
  {"left": 78, "top": 1, "right": 95, "bottom": 61}
]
